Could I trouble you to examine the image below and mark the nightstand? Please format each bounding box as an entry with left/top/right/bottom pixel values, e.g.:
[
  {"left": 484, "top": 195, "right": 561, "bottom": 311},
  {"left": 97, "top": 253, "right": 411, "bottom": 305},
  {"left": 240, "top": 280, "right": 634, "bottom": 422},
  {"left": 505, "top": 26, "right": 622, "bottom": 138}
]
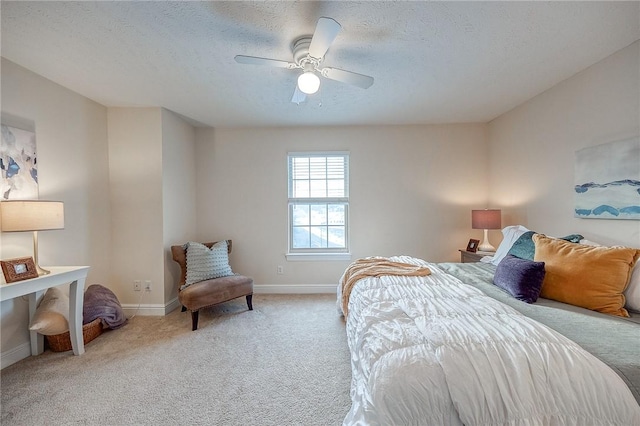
[{"left": 459, "top": 250, "right": 485, "bottom": 263}]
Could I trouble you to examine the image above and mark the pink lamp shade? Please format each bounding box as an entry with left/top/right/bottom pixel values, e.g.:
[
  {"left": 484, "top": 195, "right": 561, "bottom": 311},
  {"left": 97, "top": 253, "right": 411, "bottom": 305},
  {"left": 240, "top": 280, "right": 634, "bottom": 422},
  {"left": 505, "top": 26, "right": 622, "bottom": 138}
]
[
  {"left": 471, "top": 209, "right": 501, "bottom": 252},
  {"left": 471, "top": 209, "right": 502, "bottom": 230}
]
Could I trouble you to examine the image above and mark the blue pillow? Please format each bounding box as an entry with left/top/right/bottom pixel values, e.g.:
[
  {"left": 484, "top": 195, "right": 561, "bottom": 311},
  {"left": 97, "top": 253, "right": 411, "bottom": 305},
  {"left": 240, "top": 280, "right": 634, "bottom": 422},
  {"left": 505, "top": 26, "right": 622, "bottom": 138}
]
[
  {"left": 493, "top": 255, "right": 546, "bottom": 304},
  {"left": 507, "top": 231, "right": 537, "bottom": 260},
  {"left": 507, "top": 232, "right": 583, "bottom": 260}
]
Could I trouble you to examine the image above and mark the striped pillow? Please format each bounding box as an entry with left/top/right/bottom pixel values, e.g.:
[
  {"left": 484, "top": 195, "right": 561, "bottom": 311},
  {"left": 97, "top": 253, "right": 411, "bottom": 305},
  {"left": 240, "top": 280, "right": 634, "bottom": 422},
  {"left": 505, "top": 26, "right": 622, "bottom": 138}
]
[{"left": 183, "top": 241, "right": 233, "bottom": 289}]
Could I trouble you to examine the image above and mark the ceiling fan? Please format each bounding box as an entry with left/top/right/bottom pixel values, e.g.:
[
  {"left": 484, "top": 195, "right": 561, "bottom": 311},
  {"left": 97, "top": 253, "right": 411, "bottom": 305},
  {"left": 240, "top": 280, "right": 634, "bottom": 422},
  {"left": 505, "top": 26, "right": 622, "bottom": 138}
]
[{"left": 234, "top": 17, "right": 374, "bottom": 104}]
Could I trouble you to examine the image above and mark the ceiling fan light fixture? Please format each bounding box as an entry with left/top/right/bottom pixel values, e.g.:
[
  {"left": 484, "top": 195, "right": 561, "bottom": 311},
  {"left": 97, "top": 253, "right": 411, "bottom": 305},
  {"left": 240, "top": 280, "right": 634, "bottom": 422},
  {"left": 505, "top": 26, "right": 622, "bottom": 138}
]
[
  {"left": 297, "top": 71, "right": 320, "bottom": 94},
  {"left": 234, "top": 17, "right": 374, "bottom": 102}
]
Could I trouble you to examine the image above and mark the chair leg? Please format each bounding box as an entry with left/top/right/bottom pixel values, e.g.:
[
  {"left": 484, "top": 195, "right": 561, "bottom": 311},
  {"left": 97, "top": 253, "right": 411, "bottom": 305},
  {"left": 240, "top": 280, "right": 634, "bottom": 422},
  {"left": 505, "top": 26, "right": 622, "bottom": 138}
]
[
  {"left": 246, "top": 294, "right": 253, "bottom": 311},
  {"left": 191, "top": 310, "right": 199, "bottom": 331}
]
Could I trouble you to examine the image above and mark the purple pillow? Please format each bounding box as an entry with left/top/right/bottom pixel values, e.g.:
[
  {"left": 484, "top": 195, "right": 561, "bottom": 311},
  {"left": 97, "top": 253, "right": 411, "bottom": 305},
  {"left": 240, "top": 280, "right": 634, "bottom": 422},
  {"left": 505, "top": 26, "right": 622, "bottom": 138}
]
[{"left": 493, "top": 255, "right": 546, "bottom": 303}]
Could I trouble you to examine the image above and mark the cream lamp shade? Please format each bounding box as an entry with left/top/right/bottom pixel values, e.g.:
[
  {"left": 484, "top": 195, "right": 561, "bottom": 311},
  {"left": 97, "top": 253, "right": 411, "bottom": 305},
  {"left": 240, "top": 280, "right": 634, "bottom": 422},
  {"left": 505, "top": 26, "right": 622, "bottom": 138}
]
[
  {"left": 471, "top": 209, "right": 501, "bottom": 252},
  {"left": 0, "top": 200, "right": 65, "bottom": 275},
  {"left": 1, "top": 200, "right": 64, "bottom": 231}
]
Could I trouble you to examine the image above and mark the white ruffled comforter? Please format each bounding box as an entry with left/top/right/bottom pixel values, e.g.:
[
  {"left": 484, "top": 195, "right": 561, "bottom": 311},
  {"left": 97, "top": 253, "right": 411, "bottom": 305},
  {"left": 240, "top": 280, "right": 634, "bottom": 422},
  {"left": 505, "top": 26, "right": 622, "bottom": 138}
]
[{"left": 339, "top": 256, "right": 640, "bottom": 426}]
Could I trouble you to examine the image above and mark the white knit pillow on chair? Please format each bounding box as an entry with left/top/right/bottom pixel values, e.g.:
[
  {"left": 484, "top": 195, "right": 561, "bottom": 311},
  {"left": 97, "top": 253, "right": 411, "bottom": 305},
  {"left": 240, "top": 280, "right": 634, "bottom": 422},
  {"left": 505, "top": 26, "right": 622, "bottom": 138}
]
[{"left": 183, "top": 241, "right": 234, "bottom": 289}]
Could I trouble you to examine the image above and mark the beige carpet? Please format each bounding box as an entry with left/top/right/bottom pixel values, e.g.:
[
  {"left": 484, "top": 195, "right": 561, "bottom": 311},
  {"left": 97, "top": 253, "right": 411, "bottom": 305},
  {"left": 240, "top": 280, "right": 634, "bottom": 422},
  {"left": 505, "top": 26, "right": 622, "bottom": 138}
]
[{"left": 1, "top": 294, "right": 352, "bottom": 425}]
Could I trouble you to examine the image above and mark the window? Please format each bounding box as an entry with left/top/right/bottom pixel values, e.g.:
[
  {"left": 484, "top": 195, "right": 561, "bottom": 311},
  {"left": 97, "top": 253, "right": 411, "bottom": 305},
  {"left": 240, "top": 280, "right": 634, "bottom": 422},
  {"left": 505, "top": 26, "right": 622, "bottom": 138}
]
[{"left": 288, "top": 152, "right": 349, "bottom": 256}]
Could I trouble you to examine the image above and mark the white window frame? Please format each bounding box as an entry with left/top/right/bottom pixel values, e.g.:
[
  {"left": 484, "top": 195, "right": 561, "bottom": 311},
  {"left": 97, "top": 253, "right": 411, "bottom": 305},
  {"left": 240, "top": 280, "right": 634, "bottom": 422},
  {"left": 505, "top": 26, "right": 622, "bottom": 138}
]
[{"left": 286, "top": 151, "right": 351, "bottom": 261}]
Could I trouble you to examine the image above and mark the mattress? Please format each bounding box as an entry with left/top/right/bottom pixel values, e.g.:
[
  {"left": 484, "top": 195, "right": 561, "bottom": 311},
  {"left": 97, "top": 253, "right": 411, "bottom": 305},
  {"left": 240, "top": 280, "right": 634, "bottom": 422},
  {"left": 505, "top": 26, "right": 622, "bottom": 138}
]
[
  {"left": 437, "top": 261, "right": 640, "bottom": 404},
  {"left": 340, "top": 257, "right": 640, "bottom": 425}
]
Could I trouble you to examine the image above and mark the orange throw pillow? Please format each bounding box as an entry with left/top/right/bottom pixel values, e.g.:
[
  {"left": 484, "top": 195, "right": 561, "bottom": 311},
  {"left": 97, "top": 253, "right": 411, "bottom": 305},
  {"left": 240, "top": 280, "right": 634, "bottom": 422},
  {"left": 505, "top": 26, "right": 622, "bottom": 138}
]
[{"left": 533, "top": 234, "right": 640, "bottom": 317}]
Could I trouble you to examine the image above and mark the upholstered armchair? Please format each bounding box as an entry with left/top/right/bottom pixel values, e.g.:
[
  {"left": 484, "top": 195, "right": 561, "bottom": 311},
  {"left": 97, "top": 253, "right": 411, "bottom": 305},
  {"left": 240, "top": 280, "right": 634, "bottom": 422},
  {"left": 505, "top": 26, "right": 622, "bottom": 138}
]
[{"left": 171, "top": 240, "right": 253, "bottom": 331}]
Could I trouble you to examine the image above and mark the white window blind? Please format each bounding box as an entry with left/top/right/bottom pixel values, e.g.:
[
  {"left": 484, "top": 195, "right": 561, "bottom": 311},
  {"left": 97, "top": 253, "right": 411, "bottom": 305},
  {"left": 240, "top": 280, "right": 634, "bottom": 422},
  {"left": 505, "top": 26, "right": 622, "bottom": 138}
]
[{"left": 288, "top": 152, "right": 349, "bottom": 253}]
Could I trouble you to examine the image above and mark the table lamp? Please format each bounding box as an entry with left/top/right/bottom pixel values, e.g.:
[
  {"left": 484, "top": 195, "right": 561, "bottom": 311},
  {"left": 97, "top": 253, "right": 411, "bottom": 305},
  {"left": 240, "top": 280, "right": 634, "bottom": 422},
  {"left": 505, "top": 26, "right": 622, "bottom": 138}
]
[
  {"left": 471, "top": 209, "right": 501, "bottom": 252},
  {"left": 0, "top": 200, "right": 65, "bottom": 275}
]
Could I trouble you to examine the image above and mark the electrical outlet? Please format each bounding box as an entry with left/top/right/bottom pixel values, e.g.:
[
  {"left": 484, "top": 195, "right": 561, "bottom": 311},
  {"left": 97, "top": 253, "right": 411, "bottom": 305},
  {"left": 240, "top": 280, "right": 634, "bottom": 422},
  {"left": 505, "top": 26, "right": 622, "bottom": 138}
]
[
  {"left": 277, "top": 265, "right": 284, "bottom": 275},
  {"left": 133, "top": 280, "right": 141, "bottom": 291},
  {"left": 144, "top": 280, "right": 152, "bottom": 291}
]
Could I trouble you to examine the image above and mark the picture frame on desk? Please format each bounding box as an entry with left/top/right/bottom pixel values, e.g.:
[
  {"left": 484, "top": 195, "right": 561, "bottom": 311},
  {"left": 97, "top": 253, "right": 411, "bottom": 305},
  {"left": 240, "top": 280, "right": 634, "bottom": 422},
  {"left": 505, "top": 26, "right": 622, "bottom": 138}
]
[
  {"left": 466, "top": 239, "right": 480, "bottom": 253},
  {"left": 1, "top": 256, "right": 39, "bottom": 283}
]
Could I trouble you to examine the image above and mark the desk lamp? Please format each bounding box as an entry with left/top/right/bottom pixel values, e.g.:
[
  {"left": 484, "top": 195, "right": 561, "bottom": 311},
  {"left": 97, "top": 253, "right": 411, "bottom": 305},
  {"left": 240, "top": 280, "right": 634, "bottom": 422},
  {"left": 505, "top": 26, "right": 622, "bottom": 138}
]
[
  {"left": 471, "top": 209, "right": 501, "bottom": 252},
  {"left": 0, "top": 200, "right": 64, "bottom": 275}
]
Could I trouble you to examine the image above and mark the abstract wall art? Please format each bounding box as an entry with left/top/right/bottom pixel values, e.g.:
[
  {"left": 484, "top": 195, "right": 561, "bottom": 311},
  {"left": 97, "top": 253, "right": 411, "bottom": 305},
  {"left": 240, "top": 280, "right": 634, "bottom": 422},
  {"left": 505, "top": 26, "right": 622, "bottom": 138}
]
[
  {"left": 0, "top": 124, "right": 39, "bottom": 200},
  {"left": 574, "top": 137, "right": 640, "bottom": 220}
]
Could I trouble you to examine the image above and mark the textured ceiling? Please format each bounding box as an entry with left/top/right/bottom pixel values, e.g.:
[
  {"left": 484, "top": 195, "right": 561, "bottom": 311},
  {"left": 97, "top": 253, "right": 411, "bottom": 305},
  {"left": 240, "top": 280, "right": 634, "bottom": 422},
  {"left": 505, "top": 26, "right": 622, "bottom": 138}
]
[{"left": 1, "top": 1, "right": 639, "bottom": 128}]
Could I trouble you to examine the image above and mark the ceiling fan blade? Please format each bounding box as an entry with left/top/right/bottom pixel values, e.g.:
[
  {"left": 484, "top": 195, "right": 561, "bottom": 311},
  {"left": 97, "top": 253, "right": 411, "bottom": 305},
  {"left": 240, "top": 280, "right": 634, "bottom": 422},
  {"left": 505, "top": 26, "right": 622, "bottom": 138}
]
[
  {"left": 291, "top": 85, "right": 307, "bottom": 105},
  {"left": 308, "top": 17, "right": 341, "bottom": 59},
  {"left": 322, "top": 67, "right": 374, "bottom": 89},
  {"left": 234, "top": 55, "right": 297, "bottom": 69}
]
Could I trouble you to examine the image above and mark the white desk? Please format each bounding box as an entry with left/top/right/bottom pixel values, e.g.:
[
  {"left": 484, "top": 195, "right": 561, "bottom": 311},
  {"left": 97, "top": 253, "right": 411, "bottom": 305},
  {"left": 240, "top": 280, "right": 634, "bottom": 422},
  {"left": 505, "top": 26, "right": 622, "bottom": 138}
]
[{"left": 0, "top": 266, "right": 90, "bottom": 356}]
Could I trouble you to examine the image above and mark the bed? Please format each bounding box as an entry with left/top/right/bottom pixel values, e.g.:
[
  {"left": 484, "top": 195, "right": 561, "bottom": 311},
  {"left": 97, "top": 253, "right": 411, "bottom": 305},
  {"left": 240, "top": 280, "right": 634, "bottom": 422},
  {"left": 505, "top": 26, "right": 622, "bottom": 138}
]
[{"left": 338, "top": 229, "right": 640, "bottom": 426}]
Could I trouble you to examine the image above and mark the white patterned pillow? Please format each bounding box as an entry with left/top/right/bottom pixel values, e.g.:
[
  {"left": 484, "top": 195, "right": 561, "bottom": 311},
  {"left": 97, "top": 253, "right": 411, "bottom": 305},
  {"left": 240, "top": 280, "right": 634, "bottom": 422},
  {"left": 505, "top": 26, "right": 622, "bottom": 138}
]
[
  {"left": 183, "top": 241, "right": 233, "bottom": 289},
  {"left": 626, "top": 264, "right": 640, "bottom": 313}
]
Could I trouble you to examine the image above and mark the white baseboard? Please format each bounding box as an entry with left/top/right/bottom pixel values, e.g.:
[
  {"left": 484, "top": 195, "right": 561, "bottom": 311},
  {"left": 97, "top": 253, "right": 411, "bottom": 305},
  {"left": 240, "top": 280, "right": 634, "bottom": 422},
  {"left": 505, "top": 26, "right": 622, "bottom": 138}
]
[
  {"left": 121, "top": 297, "right": 180, "bottom": 317},
  {"left": 253, "top": 284, "right": 337, "bottom": 294},
  {"left": 119, "top": 286, "right": 338, "bottom": 317},
  {"left": 164, "top": 297, "right": 180, "bottom": 314},
  {"left": 121, "top": 303, "right": 164, "bottom": 316},
  {"left": 1, "top": 341, "right": 31, "bottom": 369},
  {"left": 120, "top": 285, "right": 336, "bottom": 316}
]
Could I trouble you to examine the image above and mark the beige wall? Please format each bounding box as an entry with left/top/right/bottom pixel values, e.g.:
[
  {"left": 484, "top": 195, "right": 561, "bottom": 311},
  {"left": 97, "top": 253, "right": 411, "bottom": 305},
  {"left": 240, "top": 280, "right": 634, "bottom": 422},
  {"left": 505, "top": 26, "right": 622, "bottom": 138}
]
[
  {"left": 0, "top": 59, "right": 111, "bottom": 359},
  {"left": 195, "top": 124, "right": 489, "bottom": 286},
  {"left": 107, "top": 108, "right": 165, "bottom": 306},
  {"left": 161, "top": 109, "right": 197, "bottom": 306},
  {"left": 488, "top": 41, "right": 640, "bottom": 248},
  {"left": 108, "top": 107, "right": 197, "bottom": 310}
]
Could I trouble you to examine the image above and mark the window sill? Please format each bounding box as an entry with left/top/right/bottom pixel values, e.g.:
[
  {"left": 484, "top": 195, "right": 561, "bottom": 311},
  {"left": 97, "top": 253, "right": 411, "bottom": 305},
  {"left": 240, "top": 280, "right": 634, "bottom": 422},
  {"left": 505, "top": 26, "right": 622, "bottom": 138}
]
[{"left": 285, "top": 253, "right": 352, "bottom": 262}]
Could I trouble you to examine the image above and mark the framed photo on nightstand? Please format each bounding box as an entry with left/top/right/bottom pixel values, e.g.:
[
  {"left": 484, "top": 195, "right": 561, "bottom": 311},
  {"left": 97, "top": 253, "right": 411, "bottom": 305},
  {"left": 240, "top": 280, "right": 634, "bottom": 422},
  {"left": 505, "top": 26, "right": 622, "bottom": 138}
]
[
  {"left": 1, "top": 257, "right": 39, "bottom": 283},
  {"left": 466, "top": 239, "right": 480, "bottom": 253}
]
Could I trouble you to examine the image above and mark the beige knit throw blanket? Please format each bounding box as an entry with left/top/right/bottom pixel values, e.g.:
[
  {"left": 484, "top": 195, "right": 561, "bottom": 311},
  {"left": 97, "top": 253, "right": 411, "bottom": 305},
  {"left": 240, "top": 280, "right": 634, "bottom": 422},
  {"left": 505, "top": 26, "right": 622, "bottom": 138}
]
[{"left": 340, "top": 257, "right": 431, "bottom": 316}]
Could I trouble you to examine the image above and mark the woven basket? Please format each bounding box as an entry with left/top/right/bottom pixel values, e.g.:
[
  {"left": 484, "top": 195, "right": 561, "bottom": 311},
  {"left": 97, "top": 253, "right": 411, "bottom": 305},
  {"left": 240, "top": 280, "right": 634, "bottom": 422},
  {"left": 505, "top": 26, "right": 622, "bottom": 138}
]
[{"left": 46, "top": 318, "right": 103, "bottom": 352}]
